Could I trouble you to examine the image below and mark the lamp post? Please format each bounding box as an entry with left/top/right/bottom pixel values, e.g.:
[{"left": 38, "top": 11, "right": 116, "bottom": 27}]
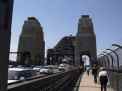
[{"left": 106, "top": 49, "right": 119, "bottom": 70}]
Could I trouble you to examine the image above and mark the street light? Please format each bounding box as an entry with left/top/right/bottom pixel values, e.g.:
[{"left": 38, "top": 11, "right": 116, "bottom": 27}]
[{"left": 106, "top": 49, "right": 119, "bottom": 70}]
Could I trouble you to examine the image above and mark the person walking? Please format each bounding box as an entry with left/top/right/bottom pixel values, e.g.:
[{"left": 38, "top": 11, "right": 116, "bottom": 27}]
[
  {"left": 92, "top": 64, "right": 98, "bottom": 83},
  {"left": 86, "top": 67, "right": 90, "bottom": 76},
  {"left": 98, "top": 67, "right": 108, "bottom": 91}
]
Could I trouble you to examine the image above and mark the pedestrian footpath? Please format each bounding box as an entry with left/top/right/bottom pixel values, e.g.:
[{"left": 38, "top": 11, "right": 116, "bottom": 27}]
[{"left": 77, "top": 72, "right": 113, "bottom": 91}]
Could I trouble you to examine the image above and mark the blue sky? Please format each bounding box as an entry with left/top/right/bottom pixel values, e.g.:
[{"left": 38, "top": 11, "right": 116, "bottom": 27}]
[{"left": 10, "top": 0, "right": 122, "bottom": 60}]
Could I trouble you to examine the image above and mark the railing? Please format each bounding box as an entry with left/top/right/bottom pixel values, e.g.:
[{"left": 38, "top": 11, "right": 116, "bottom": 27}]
[
  {"left": 97, "top": 44, "right": 122, "bottom": 91},
  {"left": 8, "top": 67, "right": 81, "bottom": 91}
]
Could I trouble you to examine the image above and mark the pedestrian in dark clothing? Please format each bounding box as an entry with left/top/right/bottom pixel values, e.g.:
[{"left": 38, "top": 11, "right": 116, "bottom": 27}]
[
  {"left": 98, "top": 67, "right": 108, "bottom": 91},
  {"left": 86, "top": 67, "right": 90, "bottom": 76},
  {"left": 92, "top": 65, "right": 98, "bottom": 83},
  {"left": 87, "top": 69, "right": 89, "bottom": 76}
]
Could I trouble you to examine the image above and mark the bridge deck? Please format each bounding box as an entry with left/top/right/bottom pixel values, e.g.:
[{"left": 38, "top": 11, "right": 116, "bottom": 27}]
[{"left": 78, "top": 72, "right": 113, "bottom": 91}]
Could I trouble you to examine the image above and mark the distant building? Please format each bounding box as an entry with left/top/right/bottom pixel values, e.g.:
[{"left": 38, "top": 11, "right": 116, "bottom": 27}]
[
  {"left": 47, "top": 15, "right": 97, "bottom": 66},
  {"left": 17, "top": 17, "right": 45, "bottom": 65},
  {"left": 47, "top": 35, "right": 75, "bottom": 65}
]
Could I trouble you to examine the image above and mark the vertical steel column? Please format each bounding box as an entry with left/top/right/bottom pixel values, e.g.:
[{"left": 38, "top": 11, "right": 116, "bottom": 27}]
[
  {"left": 103, "top": 51, "right": 114, "bottom": 69},
  {"left": 107, "top": 53, "right": 114, "bottom": 68},
  {"left": 0, "top": 0, "right": 13, "bottom": 91},
  {"left": 99, "top": 54, "right": 108, "bottom": 67},
  {"left": 106, "top": 49, "right": 120, "bottom": 70}
]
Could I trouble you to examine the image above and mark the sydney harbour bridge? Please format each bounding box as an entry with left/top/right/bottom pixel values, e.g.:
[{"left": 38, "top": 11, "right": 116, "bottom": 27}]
[{"left": 0, "top": 1, "right": 122, "bottom": 91}]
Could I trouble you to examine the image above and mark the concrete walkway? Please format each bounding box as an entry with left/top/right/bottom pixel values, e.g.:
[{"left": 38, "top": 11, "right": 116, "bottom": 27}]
[{"left": 78, "top": 72, "right": 113, "bottom": 91}]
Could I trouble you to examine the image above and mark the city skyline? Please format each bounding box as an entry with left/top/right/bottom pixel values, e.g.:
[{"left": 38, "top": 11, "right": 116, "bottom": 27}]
[{"left": 10, "top": 0, "right": 122, "bottom": 60}]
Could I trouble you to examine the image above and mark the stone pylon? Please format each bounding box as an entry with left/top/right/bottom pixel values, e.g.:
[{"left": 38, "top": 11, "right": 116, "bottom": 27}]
[
  {"left": 75, "top": 15, "right": 97, "bottom": 66},
  {"left": 17, "top": 17, "right": 45, "bottom": 65}
]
